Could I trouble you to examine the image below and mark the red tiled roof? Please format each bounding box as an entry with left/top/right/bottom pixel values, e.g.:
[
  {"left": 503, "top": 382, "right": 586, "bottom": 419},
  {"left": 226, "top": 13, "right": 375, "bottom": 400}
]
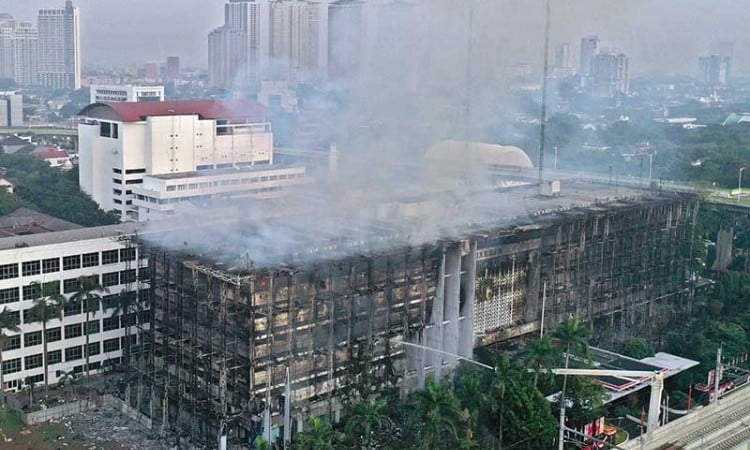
[
  {"left": 78, "top": 100, "right": 267, "bottom": 123},
  {"left": 32, "top": 149, "right": 69, "bottom": 160}
]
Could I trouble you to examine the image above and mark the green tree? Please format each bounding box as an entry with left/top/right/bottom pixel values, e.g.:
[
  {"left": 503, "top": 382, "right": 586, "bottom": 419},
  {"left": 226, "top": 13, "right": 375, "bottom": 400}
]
[
  {"left": 70, "top": 276, "right": 108, "bottom": 380},
  {"left": 559, "top": 377, "right": 607, "bottom": 427},
  {"left": 488, "top": 355, "right": 519, "bottom": 450},
  {"left": 28, "top": 285, "right": 67, "bottom": 396},
  {"left": 0, "top": 306, "right": 20, "bottom": 406},
  {"left": 344, "top": 398, "right": 395, "bottom": 449},
  {"left": 406, "top": 377, "right": 467, "bottom": 450},
  {"left": 292, "top": 416, "right": 345, "bottom": 450},
  {"left": 618, "top": 338, "right": 654, "bottom": 360},
  {"left": 552, "top": 318, "right": 591, "bottom": 448},
  {"left": 523, "top": 335, "right": 559, "bottom": 387}
]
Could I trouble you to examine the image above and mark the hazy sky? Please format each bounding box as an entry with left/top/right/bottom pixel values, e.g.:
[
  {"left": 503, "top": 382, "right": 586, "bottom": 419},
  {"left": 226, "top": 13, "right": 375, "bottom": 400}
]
[{"left": 0, "top": 0, "right": 747, "bottom": 75}]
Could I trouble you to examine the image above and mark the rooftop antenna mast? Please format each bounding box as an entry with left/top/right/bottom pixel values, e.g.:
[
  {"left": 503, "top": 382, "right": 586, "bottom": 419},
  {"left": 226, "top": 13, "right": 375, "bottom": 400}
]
[
  {"left": 538, "top": 0, "right": 551, "bottom": 184},
  {"left": 463, "top": 1, "right": 475, "bottom": 185}
]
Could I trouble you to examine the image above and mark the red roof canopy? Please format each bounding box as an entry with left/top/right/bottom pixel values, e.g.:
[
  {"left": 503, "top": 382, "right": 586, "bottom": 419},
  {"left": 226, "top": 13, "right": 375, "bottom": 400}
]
[
  {"left": 32, "top": 149, "right": 69, "bottom": 160},
  {"left": 78, "top": 100, "right": 267, "bottom": 123}
]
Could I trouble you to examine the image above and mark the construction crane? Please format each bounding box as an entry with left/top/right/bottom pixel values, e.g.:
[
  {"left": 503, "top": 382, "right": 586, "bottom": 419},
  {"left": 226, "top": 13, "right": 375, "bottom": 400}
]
[{"left": 553, "top": 368, "right": 665, "bottom": 447}]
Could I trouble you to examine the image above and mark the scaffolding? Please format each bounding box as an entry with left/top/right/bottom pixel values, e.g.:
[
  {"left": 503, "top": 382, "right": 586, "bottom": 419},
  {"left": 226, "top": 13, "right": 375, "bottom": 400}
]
[{"left": 123, "top": 191, "right": 700, "bottom": 448}]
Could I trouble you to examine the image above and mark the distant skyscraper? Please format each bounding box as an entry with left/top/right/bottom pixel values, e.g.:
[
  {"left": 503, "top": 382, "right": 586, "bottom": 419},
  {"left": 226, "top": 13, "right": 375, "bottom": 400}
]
[
  {"left": 0, "top": 94, "right": 23, "bottom": 126},
  {"left": 165, "top": 56, "right": 180, "bottom": 81},
  {"left": 0, "top": 16, "right": 38, "bottom": 87},
  {"left": 209, "top": 0, "right": 328, "bottom": 90},
  {"left": 591, "top": 50, "right": 629, "bottom": 98},
  {"left": 328, "top": 0, "right": 365, "bottom": 81},
  {"left": 579, "top": 35, "right": 599, "bottom": 77},
  {"left": 555, "top": 43, "right": 570, "bottom": 69},
  {"left": 38, "top": 0, "right": 81, "bottom": 90},
  {"left": 143, "top": 62, "right": 159, "bottom": 81},
  {"left": 699, "top": 55, "right": 731, "bottom": 85}
]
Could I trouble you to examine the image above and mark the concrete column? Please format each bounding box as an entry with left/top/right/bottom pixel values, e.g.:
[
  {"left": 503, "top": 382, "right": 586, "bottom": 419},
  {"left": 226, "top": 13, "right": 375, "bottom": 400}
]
[
  {"left": 459, "top": 240, "right": 477, "bottom": 359},
  {"left": 441, "top": 243, "right": 462, "bottom": 377},
  {"left": 423, "top": 249, "right": 446, "bottom": 379}
]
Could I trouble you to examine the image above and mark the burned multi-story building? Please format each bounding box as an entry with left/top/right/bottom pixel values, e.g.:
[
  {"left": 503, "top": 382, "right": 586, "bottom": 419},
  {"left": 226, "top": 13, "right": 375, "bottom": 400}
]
[{"left": 122, "top": 179, "right": 699, "bottom": 447}]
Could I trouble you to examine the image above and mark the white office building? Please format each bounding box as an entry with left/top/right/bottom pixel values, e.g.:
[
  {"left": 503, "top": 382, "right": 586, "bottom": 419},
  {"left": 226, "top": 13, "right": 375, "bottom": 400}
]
[
  {"left": 38, "top": 1, "right": 81, "bottom": 90},
  {"left": 0, "top": 220, "right": 146, "bottom": 392},
  {"left": 77, "top": 99, "right": 308, "bottom": 221},
  {"left": 89, "top": 85, "right": 165, "bottom": 104},
  {"left": 0, "top": 17, "right": 38, "bottom": 87}
]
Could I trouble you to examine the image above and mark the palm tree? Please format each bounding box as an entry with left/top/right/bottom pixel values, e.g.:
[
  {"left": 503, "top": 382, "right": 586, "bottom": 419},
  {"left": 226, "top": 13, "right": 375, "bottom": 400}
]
[
  {"left": 489, "top": 355, "right": 522, "bottom": 450},
  {"left": 292, "top": 416, "right": 345, "bottom": 450},
  {"left": 70, "top": 276, "right": 108, "bottom": 380},
  {"left": 552, "top": 318, "right": 590, "bottom": 449},
  {"left": 29, "top": 285, "right": 67, "bottom": 397},
  {"left": 0, "top": 306, "right": 20, "bottom": 406},
  {"left": 523, "top": 335, "right": 559, "bottom": 387},
  {"left": 407, "top": 378, "right": 464, "bottom": 450},
  {"left": 344, "top": 398, "right": 395, "bottom": 448}
]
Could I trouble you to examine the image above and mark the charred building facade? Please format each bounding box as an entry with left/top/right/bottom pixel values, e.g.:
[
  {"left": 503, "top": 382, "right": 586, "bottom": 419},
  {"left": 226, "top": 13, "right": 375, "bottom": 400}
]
[{"left": 122, "top": 185, "right": 699, "bottom": 447}]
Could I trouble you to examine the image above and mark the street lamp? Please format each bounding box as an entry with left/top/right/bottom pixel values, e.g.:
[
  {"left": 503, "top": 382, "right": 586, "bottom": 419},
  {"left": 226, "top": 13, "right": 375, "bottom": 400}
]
[{"left": 738, "top": 167, "right": 746, "bottom": 204}]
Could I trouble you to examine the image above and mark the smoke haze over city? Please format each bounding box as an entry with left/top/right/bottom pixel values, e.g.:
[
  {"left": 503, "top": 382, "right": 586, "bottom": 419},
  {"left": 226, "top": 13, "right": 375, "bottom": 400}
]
[{"left": 0, "top": 0, "right": 748, "bottom": 74}]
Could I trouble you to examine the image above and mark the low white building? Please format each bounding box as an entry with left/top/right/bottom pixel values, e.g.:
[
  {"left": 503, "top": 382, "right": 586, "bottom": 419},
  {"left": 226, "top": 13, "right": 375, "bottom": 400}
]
[
  {"left": 132, "top": 165, "right": 310, "bottom": 221},
  {"left": 77, "top": 100, "right": 275, "bottom": 221},
  {"left": 0, "top": 220, "right": 146, "bottom": 392},
  {"left": 89, "top": 84, "right": 165, "bottom": 104}
]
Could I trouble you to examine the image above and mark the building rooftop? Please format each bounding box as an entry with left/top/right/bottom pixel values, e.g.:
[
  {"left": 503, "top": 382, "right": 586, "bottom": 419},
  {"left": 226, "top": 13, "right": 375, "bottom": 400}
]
[
  {"left": 0, "top": 208, "right": 82, "bottom": 238},
  {"left": 149, "top": 164, "right": 305, "bottom": 181},
  {"left": 0, "top": 221, "right": 141, "bottom": 251},
  {"left": 78, "top": 100, "right": 267, "bottom": 123}
]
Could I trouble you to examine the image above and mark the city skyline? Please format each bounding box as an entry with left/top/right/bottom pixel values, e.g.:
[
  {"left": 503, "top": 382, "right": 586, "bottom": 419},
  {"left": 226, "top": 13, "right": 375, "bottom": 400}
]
[{"left": 0, "top": 0, "right": 747, "bottom": 75}]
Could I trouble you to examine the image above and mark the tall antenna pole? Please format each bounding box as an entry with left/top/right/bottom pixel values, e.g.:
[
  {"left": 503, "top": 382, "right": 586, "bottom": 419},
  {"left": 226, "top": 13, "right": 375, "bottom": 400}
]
[
  {"left": 463, "top": 2, "right": 474, "bottom": 184},
  {"left": 538, "top": 0, "right": 551, "bottom": 184}
]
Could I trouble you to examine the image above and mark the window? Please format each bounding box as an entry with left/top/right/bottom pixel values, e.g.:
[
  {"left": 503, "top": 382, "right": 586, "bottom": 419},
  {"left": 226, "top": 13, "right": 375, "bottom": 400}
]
[
  {"left": 86, "top": 342, "right": 100, "bottom": 356},
  {"left": 64, "top": 301, "right": 81, "bottom": 317},
  {"left": 22, "top": 261, "right": 40, "bottom": 276},
  {"left": 0, "top": 263, "right": 18, "bottom": 280},
  {"left": 0, "top": 287, "right": 19, "bottom": 304},
  {"left": 125, "top": 168, "right": 146, "bottom": 174},
  {"left": 102, "top": 271, "right": 119, "bottom": 287},
  {"left": 24, "top": 331, "right": 42, "bottom": 347},
  {"left": 42, "top": 281, "right": 60, "bottom": 296},
  {"left": 125, "top": 179, "right": 143, "bottom": 185},
  {"left": 86, "top": 320, "right": 100, "bottom": 335},
  {"left": 102, "top": 294, "right": 120, "bottom": 310},
  {"left": 102, "top": 250, "right": 119, "bottom": 265},
  {"left": 25, "top": 353, "right": 43, "bottom": 370},
  {"left": 103, "top": 316, "right": 119, "bottom": 331},
  {"left": 22, "top": 284, "right": 40, "bottom": 301},
  {"left": 103, "top": 338, "right": 120, "bottom": 353},
  {"left": 2, "top": 358, "right": 21, "bottom": 374},
  {"left": 62, "top": 255, "right": 81, "bottom": 271},
  {"left": 113, "top": 188, "right": 122, "bottom": 195},
  {"left": 3, "top": 335, "right": 20, "bottom": 351},
  {"left": 3, "top": 310, "right": 19, "bottom": 327},
  {"left": 42, "top": 258, "right": 59, "bottom": 273},
  {"left": 138, "top": 267, "right": 151, "bottom": 281},
  {"left": 113, "top": 178, "right": 122, "bottom": 184},
  {"left": 100, "top": 121, "right": 111, "bottom": 137},
  {"left": 64, "top": 323, "right": 82, "bottom": 339},
  {"left": 120, "top": 248, "right": 136, "bottom": 261},
  {"left": 47, "top": 350, "right": 62, "bottom": 364},
  {"left": 113, "top": 168, "right": 122, "bottom": 174},
  {"left": 22, "top": 308, "right": 32, "bottom": 324},
  {"left": 112, "top": 123, "right": 119, "bottom": 139},
  {"left": 121, "top": 313, "right": 136, "bottom": 328},
  {"left": 63, "top": 278, "right": 78, "bottom": 294},
  {"left": 166, "top": 185, "right": 176, "bottom": 191},
  {"left": 120, "top": 269, "right": 136, "bottom": 284},
  {"left": 46, "top": 327, "right": 61, "bottom": 343},
  {"left": 25, "top": 374, "right": 43, "bottom": 384},
  {"left": 114, "top": 199, "right": 122, "bottom": 205},
  {"left": 82, "top": 252, "right": 99, "bottom": 268},
  {"left": 65, "top": 346, "right": 82, "bottom": 361}
]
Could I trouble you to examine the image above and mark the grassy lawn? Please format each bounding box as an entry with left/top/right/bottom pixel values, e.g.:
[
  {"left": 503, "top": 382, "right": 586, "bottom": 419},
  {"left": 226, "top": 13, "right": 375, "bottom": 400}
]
[{"left": 0, "top": 405, "right": 86, "bottom": 450}]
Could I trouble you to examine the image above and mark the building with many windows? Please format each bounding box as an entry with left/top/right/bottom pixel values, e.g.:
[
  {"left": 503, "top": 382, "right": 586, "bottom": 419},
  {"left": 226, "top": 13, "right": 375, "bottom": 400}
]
[
  {"left": 77, "top": 100, "right": 309, "bottom": 221},
  {"left": 38, "top": 0, "right": 81, "bottom": 90},
  {"left": 0, "top": 218, "right": 145, "bottom": 392},
  {"left": 89, "top": 84, "right": 165, "bottom": 104},
  {"left": 0, "top": 16, "right": 38, "bottom": 87}
]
